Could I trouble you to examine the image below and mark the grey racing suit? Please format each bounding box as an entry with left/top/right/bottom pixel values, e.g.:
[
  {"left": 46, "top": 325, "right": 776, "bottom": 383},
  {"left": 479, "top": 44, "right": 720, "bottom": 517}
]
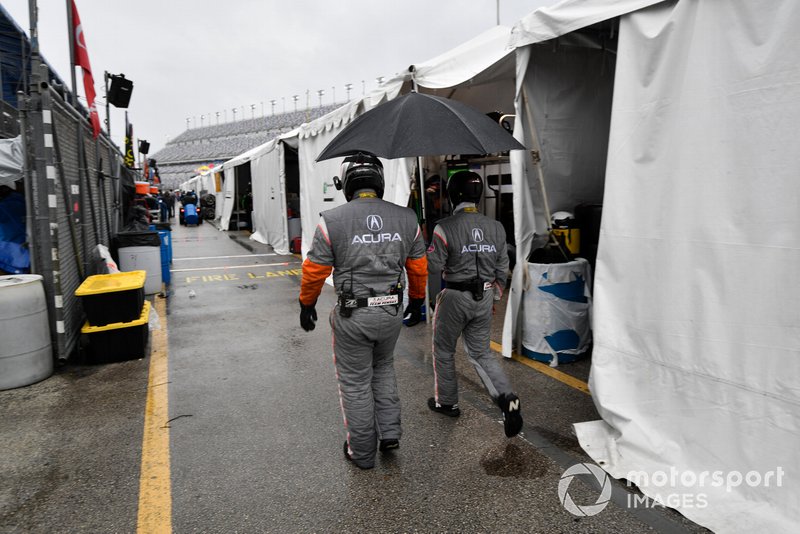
[
  {"left": 427, "top": 203, "right": 512, "bottom": 406},
  {"left": 301, "top": 192, "right": 427, "bottom": 468}
]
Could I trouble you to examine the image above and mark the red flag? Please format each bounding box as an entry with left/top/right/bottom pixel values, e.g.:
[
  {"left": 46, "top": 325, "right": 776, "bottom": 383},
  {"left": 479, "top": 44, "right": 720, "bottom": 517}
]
[{"left": 71, "top": 0, "right": 101, "bottom": 138}]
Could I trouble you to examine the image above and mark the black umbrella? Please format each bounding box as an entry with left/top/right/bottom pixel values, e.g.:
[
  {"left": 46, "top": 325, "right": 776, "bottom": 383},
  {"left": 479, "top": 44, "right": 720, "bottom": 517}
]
[{"left": 316, "top": 92, "right": 525, "bottom": 161}]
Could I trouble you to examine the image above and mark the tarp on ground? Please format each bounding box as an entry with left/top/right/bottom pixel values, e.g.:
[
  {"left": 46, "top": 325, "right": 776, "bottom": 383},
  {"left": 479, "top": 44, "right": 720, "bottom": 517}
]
[{"left": 506, "top": 0, "right": 800, "bottom": 531}]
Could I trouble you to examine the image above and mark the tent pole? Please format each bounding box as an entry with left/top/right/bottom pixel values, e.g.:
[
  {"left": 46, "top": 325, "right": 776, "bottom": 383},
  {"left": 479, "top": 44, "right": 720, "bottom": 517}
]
[{"left": 521, "top": 87, "right": 553, "bottom": 227}]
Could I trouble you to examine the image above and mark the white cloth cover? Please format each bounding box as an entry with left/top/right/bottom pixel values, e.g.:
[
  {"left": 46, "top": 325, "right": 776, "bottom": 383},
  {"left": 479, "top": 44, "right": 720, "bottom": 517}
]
[
  {"left": 0, "top": 136, "right": 23, "bottom": 187},
  {"left": 521, "top": 258, "right": 592, "bottom": 365},
  {"left": 217, "top": 165, "right": 236, "bottom": 231},
  {"left": 535, "top": 1, "right": 800, "bottom": 532},
  {"left": 247, "top": 140, "right": 288, "bottom": 253}
]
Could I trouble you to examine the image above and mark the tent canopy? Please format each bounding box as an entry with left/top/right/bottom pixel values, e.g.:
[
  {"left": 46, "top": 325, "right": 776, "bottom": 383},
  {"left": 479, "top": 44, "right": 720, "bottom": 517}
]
[{"left": 505, "top": 1, "right": 800, "bottom": 532}]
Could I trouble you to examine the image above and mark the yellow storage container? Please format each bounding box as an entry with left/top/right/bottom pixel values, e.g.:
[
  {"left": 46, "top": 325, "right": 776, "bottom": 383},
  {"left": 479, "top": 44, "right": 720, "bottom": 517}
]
[
  {"left": 82, "top": 300, "right": 151, "bottom": 363},
  {"left": 552, "top": 227, "right": 581, "bottom": 255},
  {"left": 75, "top": 271, "right": 146, "bottom": 326}
]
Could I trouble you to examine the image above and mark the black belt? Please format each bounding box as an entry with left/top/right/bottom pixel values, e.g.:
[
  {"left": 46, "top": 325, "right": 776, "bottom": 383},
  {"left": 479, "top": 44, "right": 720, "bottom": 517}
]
[
  {"left": 446, "top": 280, "right": 491, "bottom": 292},
  {"left": 338, "top": 293, "right": 403, "bottom": 309},
  {"left": 445, "top": 279, "right": 492, "bottom": 301}
]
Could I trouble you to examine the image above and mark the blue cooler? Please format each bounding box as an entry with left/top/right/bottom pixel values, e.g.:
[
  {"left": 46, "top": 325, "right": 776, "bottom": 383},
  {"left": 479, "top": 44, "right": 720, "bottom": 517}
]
[{"left": 184, "top": 204, "right": 199, "bottom": 225}]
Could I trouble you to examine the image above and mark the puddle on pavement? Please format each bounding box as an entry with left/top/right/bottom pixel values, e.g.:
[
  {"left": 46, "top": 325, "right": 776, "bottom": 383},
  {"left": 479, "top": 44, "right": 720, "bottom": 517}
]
[{"left": 480, "top": 442, "right": 549, "bottom": 478}]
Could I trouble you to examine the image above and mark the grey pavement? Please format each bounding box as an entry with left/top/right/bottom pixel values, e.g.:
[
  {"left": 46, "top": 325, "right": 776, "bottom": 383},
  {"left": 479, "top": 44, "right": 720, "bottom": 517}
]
[{"left": 0, "top": 220, "right": 709, "bottom": 533}]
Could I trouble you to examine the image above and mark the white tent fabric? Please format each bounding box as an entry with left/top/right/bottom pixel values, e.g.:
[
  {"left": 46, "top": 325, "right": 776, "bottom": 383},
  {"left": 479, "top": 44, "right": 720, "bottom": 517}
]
[
  {"left": 406, "top": 25, "right": 514, "bottom": 90},
  {"left": 508, "top": 0, "right": 662, "bottom": 47},
  {"left": 0, "top": 136, "right": 23, "bottom": 187},
  {"left": 246, "top": 136, "right": 296, "bottom": 254},
  {"left": 507, "top": 0, "right": 800, "bottom": 531},
  {"left": 216, "top": 143, "right": 266, "bottom": 231}
]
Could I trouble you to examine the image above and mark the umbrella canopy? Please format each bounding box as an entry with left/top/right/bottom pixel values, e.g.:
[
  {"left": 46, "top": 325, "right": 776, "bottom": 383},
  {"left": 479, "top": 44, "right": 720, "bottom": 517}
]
[{"left": 316, "top": 92, "right": 525, "bottom": 161}]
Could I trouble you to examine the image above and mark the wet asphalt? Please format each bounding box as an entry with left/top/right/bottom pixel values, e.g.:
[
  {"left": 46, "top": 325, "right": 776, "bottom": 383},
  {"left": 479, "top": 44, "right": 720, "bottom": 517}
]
[{"left": 0, "top": 219, "right": 709, "bottom": 533}]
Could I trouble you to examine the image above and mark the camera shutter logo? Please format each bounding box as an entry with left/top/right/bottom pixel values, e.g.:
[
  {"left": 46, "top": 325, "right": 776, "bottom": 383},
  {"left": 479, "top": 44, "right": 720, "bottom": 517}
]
[
  {"left": 471, "top": 228, "right": 484, "bottom": 242},
  {"left": 367, "top": 215, "right": 383, "bottom": 232},
  {"left": 558, "top": 463, "right": 613, "bottom": 517}
]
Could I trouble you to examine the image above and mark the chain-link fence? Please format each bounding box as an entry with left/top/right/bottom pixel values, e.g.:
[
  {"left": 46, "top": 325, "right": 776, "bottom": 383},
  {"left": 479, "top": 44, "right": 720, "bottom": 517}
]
[{"left": 21, "top": 63, "right": 135, "bottom": 361}]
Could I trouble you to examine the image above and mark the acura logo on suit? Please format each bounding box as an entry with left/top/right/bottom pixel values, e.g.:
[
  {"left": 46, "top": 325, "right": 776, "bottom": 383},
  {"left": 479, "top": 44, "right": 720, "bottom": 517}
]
[
  {"left": 471, "top": 228, "right": 484, "bottom": 242},
  {"left": 367, "top": 215, "right": 384, "bottom": 232}
]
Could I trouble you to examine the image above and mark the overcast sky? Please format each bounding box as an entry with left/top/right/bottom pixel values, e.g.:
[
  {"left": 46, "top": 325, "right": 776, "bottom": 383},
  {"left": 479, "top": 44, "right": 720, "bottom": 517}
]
[{"left": 4, "top": 0, "right": 555, "bottom": 154}]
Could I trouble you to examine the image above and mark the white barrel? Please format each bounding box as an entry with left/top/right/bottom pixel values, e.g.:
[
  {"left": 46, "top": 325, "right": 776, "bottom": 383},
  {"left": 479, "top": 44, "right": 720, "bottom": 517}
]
[
  {"left": 0, "top": 275, "right": 53, "bottom": 390},
  {"left": 521, "top": 258, "right": 593, "bottom": 365},
  {"left": 118, "top": 246, "right": 162, "bottom": 294}
]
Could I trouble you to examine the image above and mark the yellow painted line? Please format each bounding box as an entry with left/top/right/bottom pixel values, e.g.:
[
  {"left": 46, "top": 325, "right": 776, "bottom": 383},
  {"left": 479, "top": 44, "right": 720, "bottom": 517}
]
[
  {"left": 137, "top": 295, "right": 172, "bottom": 533},
  {"left": 490, "top": 341, "right": 591, "bottom": 395}
]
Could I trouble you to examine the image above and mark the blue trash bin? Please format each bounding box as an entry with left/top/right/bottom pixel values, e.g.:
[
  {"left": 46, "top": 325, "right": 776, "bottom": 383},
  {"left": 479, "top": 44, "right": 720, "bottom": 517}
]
[{"left": 156, "top": 229, "right": 171, "bottom": 285}]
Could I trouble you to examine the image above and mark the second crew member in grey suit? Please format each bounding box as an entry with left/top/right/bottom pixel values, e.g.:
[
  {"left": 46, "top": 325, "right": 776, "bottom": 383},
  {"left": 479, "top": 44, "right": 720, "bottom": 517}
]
[{"left": 426, "top": 171, "right": 522, "bottom": 437}]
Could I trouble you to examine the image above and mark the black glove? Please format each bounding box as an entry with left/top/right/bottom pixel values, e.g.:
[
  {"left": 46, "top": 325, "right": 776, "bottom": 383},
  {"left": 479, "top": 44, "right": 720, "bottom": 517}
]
[
  {"left": 403, "top": 298, "right": 425, "bottom": 327},
  {"left": 299, "top": 300, "right": 318, "bottom": 331}
]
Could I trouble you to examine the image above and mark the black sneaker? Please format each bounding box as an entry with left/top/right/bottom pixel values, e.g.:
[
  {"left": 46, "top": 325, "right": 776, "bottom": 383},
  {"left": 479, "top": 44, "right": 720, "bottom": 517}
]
[
  {"left": 497, "top": 393, "right": 523, "bottom": 437},
  {"left": 379, "top": 439, "right": 400, "bottom": 452},
  {"left": 427, "top": 397, "right": 461, "bottom": 417}
]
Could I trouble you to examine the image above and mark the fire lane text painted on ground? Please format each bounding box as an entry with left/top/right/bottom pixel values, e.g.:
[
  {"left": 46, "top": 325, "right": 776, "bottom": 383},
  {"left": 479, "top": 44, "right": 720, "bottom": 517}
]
[{"left": 184, "top": 268, "right": 302, "bottom": 284}]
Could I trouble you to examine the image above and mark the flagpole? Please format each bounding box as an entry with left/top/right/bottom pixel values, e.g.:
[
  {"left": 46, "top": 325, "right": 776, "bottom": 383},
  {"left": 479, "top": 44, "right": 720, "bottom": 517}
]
[
  {"left": 104, "top": 72, "right": 110, "bottom": 136},
  {"left": 65, "top": 0, "right": 78, "bottom": 107}
]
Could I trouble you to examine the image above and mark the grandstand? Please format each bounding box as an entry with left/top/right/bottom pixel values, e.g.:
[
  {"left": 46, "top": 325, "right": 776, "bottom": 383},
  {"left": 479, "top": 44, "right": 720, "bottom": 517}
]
[{"left": 153, "top": 104, "right": 340, "bottom": 188}]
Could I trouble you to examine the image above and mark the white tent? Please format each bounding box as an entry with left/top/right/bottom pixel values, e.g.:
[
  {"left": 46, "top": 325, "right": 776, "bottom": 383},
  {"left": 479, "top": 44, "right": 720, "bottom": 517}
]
[
  {"left": 211, "top": 131, "right": 300, "bottom": 254},
  {"left": 505, "top": 0, "right": 800, "bottom": 531}
]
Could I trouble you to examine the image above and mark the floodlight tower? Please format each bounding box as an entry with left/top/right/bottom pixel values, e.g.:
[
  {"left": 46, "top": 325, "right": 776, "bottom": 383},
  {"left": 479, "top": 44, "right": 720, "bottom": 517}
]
[
  {"left": 250, "top": 104, "right": 256, "bottom": 119},
  {"left": 345, "top": 83, "right": 353, "bottom": 101},
  {"left": 293, "top": 95, "right": 299, "bottom": 112},
  {"left": 270, "top": 99, "right": 276, "bottom": 115},
  {"left": 317, "top": 89, "right": 324, "bottom": 109}
]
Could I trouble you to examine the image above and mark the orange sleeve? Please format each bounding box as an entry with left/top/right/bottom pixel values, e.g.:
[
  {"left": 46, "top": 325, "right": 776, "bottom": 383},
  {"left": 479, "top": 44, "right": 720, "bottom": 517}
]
[
  {"left": 405, "top": 255, "right": 428, "bottom": 300},
  {"left": 300, "top": 257, "right": 333, "bottom": 305}
]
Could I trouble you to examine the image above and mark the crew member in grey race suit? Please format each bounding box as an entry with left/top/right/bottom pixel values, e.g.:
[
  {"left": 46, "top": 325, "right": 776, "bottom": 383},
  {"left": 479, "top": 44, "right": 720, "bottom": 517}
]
[
  {"left": 426, "top": 170, "right": 522, "bottom": 437},
  {"left": 299, "top": 153, "right": 428, "bottom": 469}
]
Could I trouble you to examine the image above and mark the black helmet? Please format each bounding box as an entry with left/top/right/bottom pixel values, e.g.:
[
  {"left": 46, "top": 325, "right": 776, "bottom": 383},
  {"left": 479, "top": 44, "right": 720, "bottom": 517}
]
[
  {"left": 446, "top": 170, "right": 483, "bottom": 205},
  {"left": 336, "top": 152, "right": 384, "bottom": 201}
]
